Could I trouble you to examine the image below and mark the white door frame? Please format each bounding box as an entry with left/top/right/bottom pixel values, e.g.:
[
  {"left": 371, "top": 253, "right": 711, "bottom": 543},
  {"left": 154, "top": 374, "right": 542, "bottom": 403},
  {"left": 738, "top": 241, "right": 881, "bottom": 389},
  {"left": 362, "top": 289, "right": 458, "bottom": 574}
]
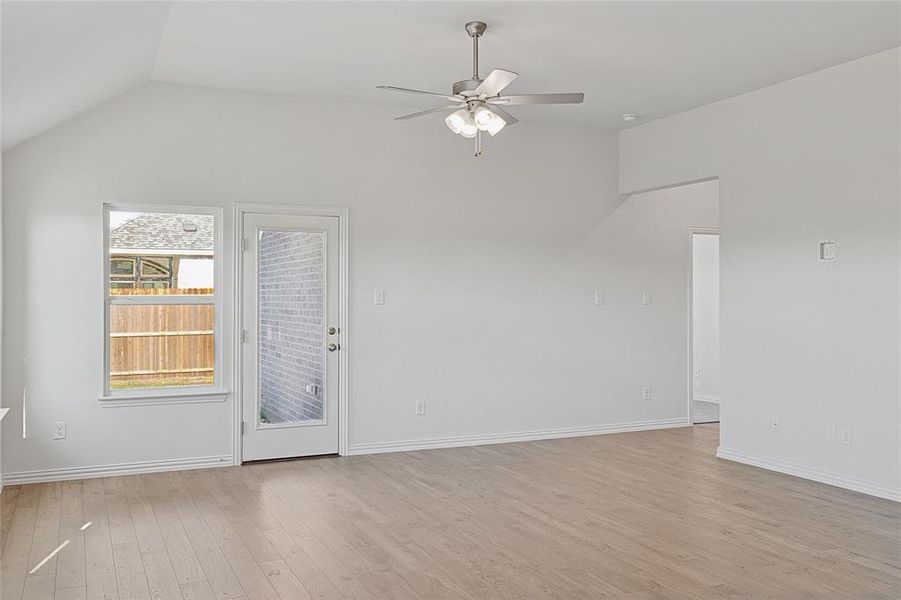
[
  {"left": 233, "top": 204, "right": 350, "bottom": 463},
  {"left": 687, "top": 226, "right": 720, "bottom": 425}
]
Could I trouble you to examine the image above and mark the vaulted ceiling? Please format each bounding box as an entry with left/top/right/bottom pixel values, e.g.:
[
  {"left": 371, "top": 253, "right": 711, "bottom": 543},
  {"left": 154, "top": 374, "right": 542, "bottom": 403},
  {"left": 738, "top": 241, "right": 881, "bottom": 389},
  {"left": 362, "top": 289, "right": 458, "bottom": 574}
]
[{"left": 3, "top": 1, "right": 899, "bottom": 150}]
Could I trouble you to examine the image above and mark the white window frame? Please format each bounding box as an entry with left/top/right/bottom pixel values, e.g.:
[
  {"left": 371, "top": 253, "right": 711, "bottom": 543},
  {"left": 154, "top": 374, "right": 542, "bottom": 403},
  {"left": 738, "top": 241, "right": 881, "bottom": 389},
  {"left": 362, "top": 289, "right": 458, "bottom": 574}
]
[{"left": 99, "top": 203, "right": 227, "bottom": 406}]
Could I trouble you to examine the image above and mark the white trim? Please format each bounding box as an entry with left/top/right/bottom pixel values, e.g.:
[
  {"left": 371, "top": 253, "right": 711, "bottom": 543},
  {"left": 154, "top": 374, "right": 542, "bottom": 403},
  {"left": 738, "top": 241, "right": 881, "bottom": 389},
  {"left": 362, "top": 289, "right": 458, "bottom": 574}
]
[
  {"left": 1, "top": 455, "right": 232, "bottom": 486},
  {"left": 110, "top": 248, "right": 214, "bottom": 257},
  {"left": 0, "top": 408, "right": 7, "bottom": 495},
  {"left": 98, "top": 389, "right": 228, "bottom": 407},
  {"left": 716, "top": 446, "right": 901, "bottom": 502},
  {"left": 347, "top": 418, "right": 689, "bottom": 456},
  {"left": 102, "top": 203, "right": 225, "bottom": 401},
  {"left": 687, "top": 225, "right": 720, "bottom": 426},
  {"left": 233, "top": 204, "right": 350, "bottom": 464},
  {"left": 692, "top": 394, "right": 720, "bottom": 404}
]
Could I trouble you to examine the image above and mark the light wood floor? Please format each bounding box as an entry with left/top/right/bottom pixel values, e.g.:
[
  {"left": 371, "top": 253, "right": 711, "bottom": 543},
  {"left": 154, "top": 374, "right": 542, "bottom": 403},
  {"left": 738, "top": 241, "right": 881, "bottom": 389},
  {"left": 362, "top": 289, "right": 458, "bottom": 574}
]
[{"left": 1, "top": 425, "right": 899, "bottom": 599}]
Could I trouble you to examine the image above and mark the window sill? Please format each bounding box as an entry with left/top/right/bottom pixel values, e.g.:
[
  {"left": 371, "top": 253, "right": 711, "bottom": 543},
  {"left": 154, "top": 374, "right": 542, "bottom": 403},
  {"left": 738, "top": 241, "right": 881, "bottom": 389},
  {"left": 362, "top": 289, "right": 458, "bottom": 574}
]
[{"left": 97, "top": 389, "right": 229, "bottom": 407}]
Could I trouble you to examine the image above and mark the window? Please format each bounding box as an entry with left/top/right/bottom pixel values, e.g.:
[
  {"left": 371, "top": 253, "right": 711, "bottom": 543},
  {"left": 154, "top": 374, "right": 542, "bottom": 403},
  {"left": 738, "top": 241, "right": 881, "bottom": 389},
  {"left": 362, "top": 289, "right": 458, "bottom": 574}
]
[
  {"left": 103, "top": 205, "right": 221, "bottom": 397},
  {"left": 110, "top": 256, "right": 174, "bottom": 288},
  {"left": 110, "top": 258, "right": 135, "bottom": 276}
]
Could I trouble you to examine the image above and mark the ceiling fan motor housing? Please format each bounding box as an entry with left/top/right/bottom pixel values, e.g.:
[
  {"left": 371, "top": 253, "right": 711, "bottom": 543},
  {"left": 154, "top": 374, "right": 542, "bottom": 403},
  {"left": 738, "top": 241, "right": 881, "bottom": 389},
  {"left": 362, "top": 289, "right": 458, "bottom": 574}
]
[{"left": 452, "top": 78, "right": 483, "bottom": 98}]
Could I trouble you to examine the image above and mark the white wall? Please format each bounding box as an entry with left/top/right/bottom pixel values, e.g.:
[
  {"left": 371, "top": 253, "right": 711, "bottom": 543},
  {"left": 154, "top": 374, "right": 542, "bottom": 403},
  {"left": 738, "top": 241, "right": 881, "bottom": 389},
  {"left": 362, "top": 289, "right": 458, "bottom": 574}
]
[
  {"left": 692, "top": 233, "right": 720, "bottom": 403},
  {"left": 1, "top": 82, "right": 718, "bottom": 480},
  {"left": 177, "top": 258, "right": 213, "bottom": 289},
  {"left": 620, "top": 48, "right": 900, "bottom": 500}
]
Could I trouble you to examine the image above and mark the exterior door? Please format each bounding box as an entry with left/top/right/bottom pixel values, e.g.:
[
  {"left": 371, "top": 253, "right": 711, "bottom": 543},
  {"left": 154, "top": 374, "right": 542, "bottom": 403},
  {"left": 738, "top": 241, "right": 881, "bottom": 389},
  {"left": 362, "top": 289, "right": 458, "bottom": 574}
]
[{"left": 241, "top": 213, "right": 340, "bottom": 461}]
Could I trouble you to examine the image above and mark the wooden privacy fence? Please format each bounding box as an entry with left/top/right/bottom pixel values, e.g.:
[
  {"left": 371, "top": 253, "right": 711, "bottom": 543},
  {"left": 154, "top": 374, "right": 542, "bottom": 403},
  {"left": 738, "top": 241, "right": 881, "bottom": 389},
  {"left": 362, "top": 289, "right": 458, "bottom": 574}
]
[
  {"left": 109, "top": 288, "right": 214, "bottom": 388},
  {"left": 110, "top": 287, "right": 214, "bottom": 296}
]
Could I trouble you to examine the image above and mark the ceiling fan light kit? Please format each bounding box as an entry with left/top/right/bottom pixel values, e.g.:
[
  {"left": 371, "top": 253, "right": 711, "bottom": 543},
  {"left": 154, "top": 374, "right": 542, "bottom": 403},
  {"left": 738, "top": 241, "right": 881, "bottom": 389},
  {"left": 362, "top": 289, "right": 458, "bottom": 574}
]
[{"left": 378, "top": 21, "right": 584, "bottom": 157}]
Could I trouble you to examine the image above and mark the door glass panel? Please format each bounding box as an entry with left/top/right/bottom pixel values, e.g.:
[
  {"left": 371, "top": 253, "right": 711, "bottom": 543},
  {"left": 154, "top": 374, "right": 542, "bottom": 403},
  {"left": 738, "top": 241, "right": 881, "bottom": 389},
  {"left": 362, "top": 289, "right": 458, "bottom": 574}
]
[{"left": 257, "top": 230, "right": 325, "bottom": 426}]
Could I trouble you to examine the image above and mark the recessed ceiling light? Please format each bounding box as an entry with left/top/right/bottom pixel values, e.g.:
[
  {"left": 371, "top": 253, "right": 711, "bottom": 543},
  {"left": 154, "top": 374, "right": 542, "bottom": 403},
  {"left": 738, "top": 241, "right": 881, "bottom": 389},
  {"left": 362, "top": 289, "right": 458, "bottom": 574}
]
[{"left": 622, "top": 113, "right": 640, "bottom": 122}]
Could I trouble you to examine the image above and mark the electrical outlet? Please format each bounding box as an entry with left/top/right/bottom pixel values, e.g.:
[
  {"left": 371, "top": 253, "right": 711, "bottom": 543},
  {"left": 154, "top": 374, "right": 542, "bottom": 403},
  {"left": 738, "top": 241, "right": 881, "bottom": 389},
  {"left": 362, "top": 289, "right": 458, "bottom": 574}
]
[
  {"left": 642, "top": 291, "right": 652, "bottom": 305},
  {"left": 841, "top": 426, "right": 852, "bottom": 446},
  {"left": 594, "top": 291, "right": 604, "bottom": 305},
  {"left": 374, "top": 289, "right": 385, "bottom": 305},
  {"left": 826, "top": 422, "right": 836, "bottom": 442},
  {"left": 53, "top": 421, "right": 67, "bottom": 440},
  {"left": 695, "top": 368, "right": 702, "bottom": 378},
  {"left": 771, "top": 417, "right": 782, "bottom": 433},
  {"left": 415, "top": 400, "right": 425, "bottom": 416},
  {"left": 642, "top": 386, "right": 651, "bottom": 401}
]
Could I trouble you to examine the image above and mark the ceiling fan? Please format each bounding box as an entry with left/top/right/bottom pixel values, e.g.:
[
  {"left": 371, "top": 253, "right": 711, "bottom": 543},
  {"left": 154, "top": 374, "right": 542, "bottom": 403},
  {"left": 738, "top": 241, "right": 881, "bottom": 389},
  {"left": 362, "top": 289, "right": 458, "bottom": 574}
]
[{"left": 377, "top": 21, "right": 584, "bottom": 156}]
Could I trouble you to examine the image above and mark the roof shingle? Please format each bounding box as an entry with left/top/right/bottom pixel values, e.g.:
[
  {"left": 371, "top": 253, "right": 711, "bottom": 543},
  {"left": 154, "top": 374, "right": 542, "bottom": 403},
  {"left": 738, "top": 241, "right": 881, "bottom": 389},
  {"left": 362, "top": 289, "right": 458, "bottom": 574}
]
[{"left": 110, "top": 212, "right": 213, "bottom": 252}]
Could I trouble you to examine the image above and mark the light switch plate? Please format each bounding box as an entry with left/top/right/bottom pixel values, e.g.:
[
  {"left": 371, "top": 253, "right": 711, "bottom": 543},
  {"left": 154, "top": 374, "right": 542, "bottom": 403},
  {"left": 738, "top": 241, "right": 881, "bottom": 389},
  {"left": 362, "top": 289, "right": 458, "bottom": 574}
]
[
  {"left": 594, "top": 291, "right": 604, "bottom": 305},
  {"left": 841, "top": 426, "right": 852, "bottom": 446},
  {"left": 374, "top": 289, "right": 385, "bottom": 305},
  {"left": 642, "top": 291, "right": 652, "bottom": 305},
  {"left": 819, "top": 240, "right": 836, "bottom": 261}
]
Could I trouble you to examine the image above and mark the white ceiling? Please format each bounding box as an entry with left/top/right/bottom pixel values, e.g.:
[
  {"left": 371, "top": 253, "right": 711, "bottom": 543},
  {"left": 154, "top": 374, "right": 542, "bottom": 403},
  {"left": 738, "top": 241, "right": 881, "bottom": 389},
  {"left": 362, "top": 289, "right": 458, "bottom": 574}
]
[
  {"left": 1, "top": 1, "right": 171, "bottom": 150},
  {"left": 3, "top": 1, "right": 900, "bottom": 150}
]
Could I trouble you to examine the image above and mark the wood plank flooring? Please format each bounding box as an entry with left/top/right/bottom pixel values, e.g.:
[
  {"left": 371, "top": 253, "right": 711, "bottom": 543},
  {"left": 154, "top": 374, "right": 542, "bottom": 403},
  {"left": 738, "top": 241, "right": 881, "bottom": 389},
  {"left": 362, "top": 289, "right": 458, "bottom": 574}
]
[{"left": 1, "top": 425, "right": 899, "bottom": 599}]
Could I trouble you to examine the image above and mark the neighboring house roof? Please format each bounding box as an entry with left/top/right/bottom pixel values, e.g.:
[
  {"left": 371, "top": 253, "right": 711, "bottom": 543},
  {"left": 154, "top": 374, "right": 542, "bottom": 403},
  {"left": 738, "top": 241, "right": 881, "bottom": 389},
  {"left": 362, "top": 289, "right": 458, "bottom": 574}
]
[{"left": 110, "top": 213, "right": 213, "bottom": 254}]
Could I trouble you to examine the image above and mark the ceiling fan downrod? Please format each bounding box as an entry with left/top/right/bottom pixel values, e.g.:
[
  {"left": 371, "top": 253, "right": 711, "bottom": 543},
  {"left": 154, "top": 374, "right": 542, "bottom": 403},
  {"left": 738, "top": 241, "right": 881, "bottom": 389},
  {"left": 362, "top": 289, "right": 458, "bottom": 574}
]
[
  {"left": 465, "top": 22, "right": 487, "bottom": 157},
  {"left": 465, "top": 21, "right": 486, "bottom": 80}
]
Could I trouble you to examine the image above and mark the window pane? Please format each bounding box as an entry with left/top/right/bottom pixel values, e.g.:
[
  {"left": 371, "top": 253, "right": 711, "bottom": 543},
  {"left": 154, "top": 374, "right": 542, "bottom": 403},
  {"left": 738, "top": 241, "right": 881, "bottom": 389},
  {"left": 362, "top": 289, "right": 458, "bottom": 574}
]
[
  {"left": 110, "top": 258, "right": 135, "bottom": 275},
  {"left": 108, "top": 211, "right": 214, "bottom": 296},
  {"left": 140, "top": 257, "right": 171, "bottom": 276},
  {"left": 109, "top": 303, "right": 214, "bottom": 389},
  {"left": 258, "top": 230, "right": 325, "bottom": 425}
]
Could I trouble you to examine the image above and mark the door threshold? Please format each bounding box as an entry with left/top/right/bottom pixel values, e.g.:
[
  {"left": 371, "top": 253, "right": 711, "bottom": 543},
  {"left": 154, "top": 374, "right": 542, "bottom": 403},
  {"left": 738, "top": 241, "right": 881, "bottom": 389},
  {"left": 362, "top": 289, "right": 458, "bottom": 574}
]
[{"left": 241, "top": 453, "right": 339, "bottom": 465}]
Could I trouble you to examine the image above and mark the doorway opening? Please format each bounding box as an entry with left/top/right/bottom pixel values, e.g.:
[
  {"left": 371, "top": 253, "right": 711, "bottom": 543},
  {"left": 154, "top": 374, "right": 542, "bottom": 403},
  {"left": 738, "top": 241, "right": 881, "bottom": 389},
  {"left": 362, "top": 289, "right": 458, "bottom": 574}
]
[{"left": 690, "top": 229, "right": 720, "bottom": 424}]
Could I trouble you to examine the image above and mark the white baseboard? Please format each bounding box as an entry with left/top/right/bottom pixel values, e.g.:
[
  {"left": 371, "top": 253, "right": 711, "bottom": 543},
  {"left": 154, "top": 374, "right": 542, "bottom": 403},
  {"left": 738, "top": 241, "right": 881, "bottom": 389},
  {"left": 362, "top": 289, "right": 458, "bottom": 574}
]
[
  {"left": 2, "top": 454, "right": 232, "bottom": 486},
  {"left": 692, "top": 394, "right": 720, "bottom": 404},
  {"left": 716, "top": 447, "right": 900, "bottom": 502},
  {"left": 347, "top": 417, "right": 690, "bottom": 456}
]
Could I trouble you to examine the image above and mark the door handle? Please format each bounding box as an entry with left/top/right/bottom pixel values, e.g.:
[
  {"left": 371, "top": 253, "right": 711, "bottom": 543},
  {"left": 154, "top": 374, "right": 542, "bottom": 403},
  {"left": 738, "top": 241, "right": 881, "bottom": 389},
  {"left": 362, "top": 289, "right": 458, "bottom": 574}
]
[{"left": 328, "top": 343, "right": 340, "bottom": 352}]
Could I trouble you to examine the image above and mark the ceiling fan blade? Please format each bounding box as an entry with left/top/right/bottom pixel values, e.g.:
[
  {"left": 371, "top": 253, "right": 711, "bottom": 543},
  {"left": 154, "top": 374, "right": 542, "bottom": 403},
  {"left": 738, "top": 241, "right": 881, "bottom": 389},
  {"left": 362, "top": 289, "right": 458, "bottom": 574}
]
[
  {"left": 377, "top": 85, "right": 457, "bottom": 101},
  {"left": 395, "top": 105, "right": 463, "bottom": 121},
  {"left": 490, "top": 92, "right": 584, "bottom": 105},
  {"left": 488, "top": 106, "right": 519, "bottom": 126},
  {"left": 474, "top": 69, "right": 519, "bottom": 97}
]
